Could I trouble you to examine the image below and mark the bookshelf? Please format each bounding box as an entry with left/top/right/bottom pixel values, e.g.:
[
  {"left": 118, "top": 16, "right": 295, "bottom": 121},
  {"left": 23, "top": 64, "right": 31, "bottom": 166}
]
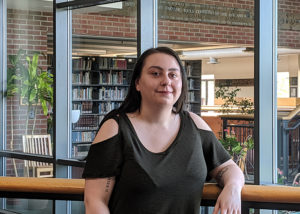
[
  {"left": 184, "top": 60, "right": 202, "bottom": 115},
  {"left": 71, "top": 56, "right": 135, "bottom": 159}
]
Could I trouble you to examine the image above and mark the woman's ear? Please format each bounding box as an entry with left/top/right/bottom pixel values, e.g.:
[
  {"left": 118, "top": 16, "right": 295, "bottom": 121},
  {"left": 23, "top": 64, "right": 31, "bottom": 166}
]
[{"left": 135, "top": 79, "right": 140, "bottom": 91}]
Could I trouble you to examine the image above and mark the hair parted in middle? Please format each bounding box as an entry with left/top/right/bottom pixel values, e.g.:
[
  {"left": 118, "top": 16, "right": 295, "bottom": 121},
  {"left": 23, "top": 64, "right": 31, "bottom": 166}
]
[{"left": 119, "top": 46, "right": 188, "bottom": 114}]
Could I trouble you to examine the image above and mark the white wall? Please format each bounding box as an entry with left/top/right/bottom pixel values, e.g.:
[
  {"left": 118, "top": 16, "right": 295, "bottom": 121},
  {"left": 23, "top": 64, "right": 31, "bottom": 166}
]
[{"left": 202, "top": 54, "right": 299, "bottom": 79}]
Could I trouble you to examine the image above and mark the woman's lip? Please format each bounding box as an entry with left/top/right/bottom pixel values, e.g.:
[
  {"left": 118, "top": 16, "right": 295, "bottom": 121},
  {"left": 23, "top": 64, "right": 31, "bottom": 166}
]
[{"left": 157, "top": 91, "right": 172, "bottom": 93}]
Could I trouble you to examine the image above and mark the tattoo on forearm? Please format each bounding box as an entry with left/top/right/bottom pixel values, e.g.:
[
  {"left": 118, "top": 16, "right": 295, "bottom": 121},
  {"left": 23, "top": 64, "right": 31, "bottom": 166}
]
[
  {"left": 105, "top": 177, "right": 112, "bottom": 193},
  {"left": 216, "top": 166, "right": 230, "bottom": 187}
]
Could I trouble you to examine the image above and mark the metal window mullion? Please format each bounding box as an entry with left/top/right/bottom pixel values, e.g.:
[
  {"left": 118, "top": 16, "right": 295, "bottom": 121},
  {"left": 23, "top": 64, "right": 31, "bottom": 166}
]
[
  {"left": 254, "top": 0, "right": 277, "bottom": 185},
  {"left": 137, "top": 0, "right": 157, "bottom": 56}
]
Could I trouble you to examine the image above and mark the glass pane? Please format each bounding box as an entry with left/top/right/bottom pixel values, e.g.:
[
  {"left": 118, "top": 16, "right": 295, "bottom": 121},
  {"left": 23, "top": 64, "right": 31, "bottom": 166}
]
[
  {"left": 6, "top": 198, "right": 53, "bottom": 214},
  {"left": 277, "top": 0, "right": 300, "bottom": 186},
  {"left": 158, "top": 0, "right": 255, "bottom": 183},
  {"left": 4, "top": 158, "right": 53, "bottom": 213},
  {"left": 6, "top": 0, "right": 54, "bottom": 176},
  {"left": 71, "top": 2, "right": 137, "bottom": 159},
  {"left": 201, "top": 80, "right": 206, "bottom": 105},
  {"left": 207, "top": 80, "right": 215, "bottom": 106}
]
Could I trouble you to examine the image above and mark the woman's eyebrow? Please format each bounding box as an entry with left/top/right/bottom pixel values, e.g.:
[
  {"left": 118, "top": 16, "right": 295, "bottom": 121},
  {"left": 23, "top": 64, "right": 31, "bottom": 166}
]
[{"left": 148, "top": 66, "right": 179, "bottom": 71}]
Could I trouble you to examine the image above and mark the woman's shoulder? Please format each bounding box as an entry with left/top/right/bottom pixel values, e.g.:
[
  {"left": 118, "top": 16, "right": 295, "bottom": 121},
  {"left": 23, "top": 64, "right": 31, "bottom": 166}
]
[
  {"left": 185, "top": 111, "right": 212, "bottom": 131},
  {"left": 92, "top": 118, "right": 119, "bottom": 145}
]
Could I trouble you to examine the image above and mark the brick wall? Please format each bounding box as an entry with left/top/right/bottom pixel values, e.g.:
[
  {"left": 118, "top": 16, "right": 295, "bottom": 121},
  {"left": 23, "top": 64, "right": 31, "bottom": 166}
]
[
  {"left": 71, "top": 0, "right": 299, "bottom": 48},
  {"left": 278, "top": 0, "right": 300, "bottom": 48}
]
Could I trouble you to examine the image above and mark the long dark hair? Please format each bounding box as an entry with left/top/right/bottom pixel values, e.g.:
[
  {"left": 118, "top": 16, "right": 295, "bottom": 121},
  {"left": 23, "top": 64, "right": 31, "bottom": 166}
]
[{"left": 100, "top": 47, "right": 188, "bottom": 125}]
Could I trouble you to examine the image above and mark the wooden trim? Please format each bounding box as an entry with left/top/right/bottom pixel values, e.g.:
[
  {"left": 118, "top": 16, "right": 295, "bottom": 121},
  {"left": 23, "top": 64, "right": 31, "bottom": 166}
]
[
  {"left": 0, "top": 177, "right": 300, "bottom": 204},
  {"left": 0, "top": 177, "right": 84, "bottom": 195},
  {"left": 203, "top": 183, "right": 300, "bottom": 204}
]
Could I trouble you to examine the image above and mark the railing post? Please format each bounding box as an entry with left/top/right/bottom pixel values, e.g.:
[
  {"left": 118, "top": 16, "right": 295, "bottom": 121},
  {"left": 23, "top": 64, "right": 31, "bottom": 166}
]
[
  {"left": 282, "top": 120, "right": 289, "bottom": 182},
  {"left": 223, "top": 117, "right": 227, "bottom": 139}
]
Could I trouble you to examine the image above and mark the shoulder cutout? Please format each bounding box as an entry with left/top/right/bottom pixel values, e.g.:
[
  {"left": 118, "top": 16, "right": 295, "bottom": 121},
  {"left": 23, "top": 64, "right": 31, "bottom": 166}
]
[
  {"left": 92, "top": 119, "right": 119, "bottom": 145},
  {"left": 188, "top": 111, "right": 212, "bottom": 131}
]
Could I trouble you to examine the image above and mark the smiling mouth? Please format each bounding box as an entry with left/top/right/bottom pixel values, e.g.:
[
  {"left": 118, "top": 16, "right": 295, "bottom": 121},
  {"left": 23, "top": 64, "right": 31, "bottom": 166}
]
[{"left": 157, "top": 91, "right": 173, "bottom": 94}]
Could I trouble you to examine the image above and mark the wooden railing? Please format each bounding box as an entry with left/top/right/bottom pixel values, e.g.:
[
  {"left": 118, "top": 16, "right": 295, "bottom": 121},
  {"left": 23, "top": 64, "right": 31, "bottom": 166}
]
[{"left": 0, "top": 177, "right": 300, "bottom": 212}]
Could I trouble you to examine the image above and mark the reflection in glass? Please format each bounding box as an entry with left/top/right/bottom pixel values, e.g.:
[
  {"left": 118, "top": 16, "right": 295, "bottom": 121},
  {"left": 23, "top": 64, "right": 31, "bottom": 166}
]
[
  {"left": 158, "top": 0, "right": 255, "bottom": 183},
  {"left": 70, "top": 2, "right": 137, "bottom": 160},
  {"left": 277, "top": 0, "right": 300, "bottom": 186},
  {"left": 6, "top": 0, "right": 54, "bottom": 179}
]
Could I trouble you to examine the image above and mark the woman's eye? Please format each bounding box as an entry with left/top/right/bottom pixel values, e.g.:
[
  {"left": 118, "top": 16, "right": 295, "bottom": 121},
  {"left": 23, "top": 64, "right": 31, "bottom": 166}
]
[
  {"left": 151, "top": 72, "right": 160, "bottom": 76},
  {"left": 170, "top": 73, "right": 178, "bottom": 78}
]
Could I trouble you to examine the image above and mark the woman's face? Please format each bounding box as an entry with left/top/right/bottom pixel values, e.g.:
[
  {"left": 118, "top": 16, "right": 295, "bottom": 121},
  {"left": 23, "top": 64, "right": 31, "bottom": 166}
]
[{"left": 136, "top": 53, "right": 182, "bottom": 108}]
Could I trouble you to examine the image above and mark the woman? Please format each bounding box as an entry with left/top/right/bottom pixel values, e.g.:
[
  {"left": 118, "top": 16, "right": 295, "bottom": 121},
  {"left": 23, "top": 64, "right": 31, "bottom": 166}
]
[{"left": 83, "top": 47, "right": 244, "bottom": 214}]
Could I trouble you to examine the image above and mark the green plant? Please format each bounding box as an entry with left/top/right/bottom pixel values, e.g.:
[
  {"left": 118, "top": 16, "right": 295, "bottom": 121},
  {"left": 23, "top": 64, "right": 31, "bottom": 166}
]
[
  {"left": 17, "top": 52, "right": 53, "bottom": 134},
  {"left": 215, "top": 86, "right": 254, "bottom": 114},
  {"left": 5, "top": 49, "right": 27, "bottom": 177},
  {"left": 220, "top": 131, "right": 253, "bottom": 161},
  {"left": 6, "top": 50, "right": 53, "bottom": 135},
  {"left": 277, "top": 168, "right": 287, "bottom": 185}
]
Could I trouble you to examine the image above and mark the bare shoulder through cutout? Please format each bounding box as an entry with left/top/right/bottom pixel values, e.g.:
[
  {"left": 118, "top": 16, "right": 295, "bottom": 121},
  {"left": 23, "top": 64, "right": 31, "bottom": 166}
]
[
  {"left": 92, "top": 119, "right": 119, "bottom": 144},
  {"left": 188, "top": 111, "right": 212, "bottom": 131}
]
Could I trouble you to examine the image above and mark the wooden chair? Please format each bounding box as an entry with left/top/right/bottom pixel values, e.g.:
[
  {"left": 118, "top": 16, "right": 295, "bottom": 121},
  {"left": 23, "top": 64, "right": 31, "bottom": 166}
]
[{"left": 22, "top": 134, "right": 53, "bottom": 178}]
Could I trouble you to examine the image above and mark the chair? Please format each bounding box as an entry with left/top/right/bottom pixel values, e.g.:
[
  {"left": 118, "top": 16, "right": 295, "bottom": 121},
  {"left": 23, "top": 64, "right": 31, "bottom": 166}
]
[{"left": 22, "top": 134, "right": 53, "bottom": 177}]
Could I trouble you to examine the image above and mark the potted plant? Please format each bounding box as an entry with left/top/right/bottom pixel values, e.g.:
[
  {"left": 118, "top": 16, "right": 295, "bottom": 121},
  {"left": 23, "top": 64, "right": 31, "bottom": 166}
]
[
  {"left": 215, "top": 86, "right": 254, "bottom": 114},
  {"left": 5, "top": 50, "right": 53, "bottom": 177},
  {"left": 220, "top": 130, "right": 254, "bottom": 179},
  {"left": 17, "top": 52, "right": 53, "bottom": 135}
]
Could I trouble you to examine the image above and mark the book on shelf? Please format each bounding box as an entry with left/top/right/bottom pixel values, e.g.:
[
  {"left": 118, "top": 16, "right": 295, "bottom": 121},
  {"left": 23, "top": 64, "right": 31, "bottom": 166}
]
[
  {"left": 73, "top": 143, "right": 91, "bottom": 159},
  {"left": 71, "top": 56, "right": 136, "bottom": 159},
  {"left": 73, "top": 115, "right": 99, "bottom": 130},
  {"left": 72, "top": 131, "right": 96, "bottom": 143},
  {"left": 73, "top": 102, "right": 93, "bottom": 113}
]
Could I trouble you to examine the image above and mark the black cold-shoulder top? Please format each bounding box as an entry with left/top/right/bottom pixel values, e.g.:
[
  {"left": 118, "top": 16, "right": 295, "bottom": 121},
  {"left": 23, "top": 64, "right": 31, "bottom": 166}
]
[{"left": 82, "top": 111, "right": 231, "bottom": 214}]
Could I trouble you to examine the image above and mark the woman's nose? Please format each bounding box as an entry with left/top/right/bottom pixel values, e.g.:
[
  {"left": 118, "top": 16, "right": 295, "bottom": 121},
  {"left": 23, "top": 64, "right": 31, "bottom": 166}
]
[{"left": 161, "top": 74, "right": 171, "bottom": 86}]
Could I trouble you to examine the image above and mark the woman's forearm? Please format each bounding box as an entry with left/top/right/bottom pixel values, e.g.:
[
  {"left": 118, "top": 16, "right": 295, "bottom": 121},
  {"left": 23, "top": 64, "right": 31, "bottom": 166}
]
[
  {"left": 216, "top": 162, "right": 245, "bottom": 190},
  {"left": 85, "top": 200, "right": 110, "bottom": 214}
]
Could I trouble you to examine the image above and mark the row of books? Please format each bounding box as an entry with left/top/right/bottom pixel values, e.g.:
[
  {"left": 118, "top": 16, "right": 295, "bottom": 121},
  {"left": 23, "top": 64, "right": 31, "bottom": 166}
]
[
  {"left": 73, "top": 102, "right": 94, "bottom": 114},
  {"left": 99, "top": 87, "right": 128, "bottom": 100},
  {"left": 72, "top": 131, "right": 96, "bottom": 143},
  {"left": 73, "top": 102, "right": 122, "bottom": 114},
  {"left": 188, "top": 91, "right": 198, "bottom": 102},
  {"left": 72, "top": 71, "right": 90, "bottom": 84},
  {"left": 98, "top": 102, "right": 121, "bottom": 114},
  {"left": 72, "top": 87, "right": 128, "bottom": 100},
  {"left": 73, "top": 144, "right": 90, "bottom": 159},
  {"left": 72, "top": 57, "right": 130, "bottom": 70},
  {"left": 72, "top": 70, "right": 131, "bottom": 85},
  {"left": 72, "top": 115, "right": 102, "bottom": 130}
]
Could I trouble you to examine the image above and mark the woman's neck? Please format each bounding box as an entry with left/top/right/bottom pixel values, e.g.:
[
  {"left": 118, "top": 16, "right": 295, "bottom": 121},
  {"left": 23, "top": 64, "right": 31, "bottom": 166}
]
[{"left": 136, "top": 104, "right": 175, "bottom": 126}]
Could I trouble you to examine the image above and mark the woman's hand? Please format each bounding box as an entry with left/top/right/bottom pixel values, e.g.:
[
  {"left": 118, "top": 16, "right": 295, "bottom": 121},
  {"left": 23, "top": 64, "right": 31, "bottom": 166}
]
[
  {"left": 210, "top": 159, "right": 244, "bottom": 214},
  {"left": 213, "top": 183, "right": 242, "bottom": 214}
]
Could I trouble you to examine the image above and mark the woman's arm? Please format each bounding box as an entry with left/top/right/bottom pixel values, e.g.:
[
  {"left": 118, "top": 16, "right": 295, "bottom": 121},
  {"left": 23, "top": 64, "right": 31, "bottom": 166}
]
[
  {"left": 210, "top": 159, "right": 245, "bottom": 214},
  {"left": 188, "top": 112, "right": 244, "bottom": 213},
  {"left": 84, "top": 177, "right": 115, "bottom": 214},
  {"left": 84, "top": 119, "right": 119, "bottom": 214}
]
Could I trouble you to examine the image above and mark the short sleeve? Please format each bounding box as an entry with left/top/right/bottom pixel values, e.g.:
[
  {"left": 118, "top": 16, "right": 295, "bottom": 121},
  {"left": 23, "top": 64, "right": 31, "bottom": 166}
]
[
  {"left": 200, "top": 130, "right": 231, "bottom": 174},
  {"left": 82, "top": 134, "right": 123, "bottom": 178}
]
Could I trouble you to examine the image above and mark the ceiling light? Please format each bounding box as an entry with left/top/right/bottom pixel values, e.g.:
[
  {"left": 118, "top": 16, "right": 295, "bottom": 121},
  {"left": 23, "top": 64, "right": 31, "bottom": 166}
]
[
  {"left": 97, "top": 2, "right": 122, "bottom": 9},
  {"left": 207, "top": 57, "right": 219, "bottom": 64},
  {"left": 179, "top": 47, "right": 251, "bottom": 60}
]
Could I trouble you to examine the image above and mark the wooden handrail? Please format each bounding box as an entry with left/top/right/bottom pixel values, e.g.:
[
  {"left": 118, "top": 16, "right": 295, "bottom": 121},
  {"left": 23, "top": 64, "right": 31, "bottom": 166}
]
[
  {"left": 0, "top": 177, "right": 84, "bottom": 195},
  {"left": 0, "top": 177, "right": 300, "bottom": 204},
  {"left": 282, "top": 105, "right": 300, "bottom": 120}
]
